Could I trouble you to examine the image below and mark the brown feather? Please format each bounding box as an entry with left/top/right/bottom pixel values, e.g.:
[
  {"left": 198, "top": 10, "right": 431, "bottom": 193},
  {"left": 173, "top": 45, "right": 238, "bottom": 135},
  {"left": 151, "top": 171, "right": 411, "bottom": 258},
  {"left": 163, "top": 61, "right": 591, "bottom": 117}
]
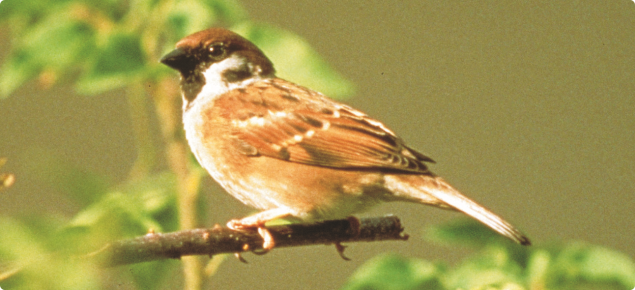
[{"left": 214, "top": 78, "right": 435, "bottom": 173}]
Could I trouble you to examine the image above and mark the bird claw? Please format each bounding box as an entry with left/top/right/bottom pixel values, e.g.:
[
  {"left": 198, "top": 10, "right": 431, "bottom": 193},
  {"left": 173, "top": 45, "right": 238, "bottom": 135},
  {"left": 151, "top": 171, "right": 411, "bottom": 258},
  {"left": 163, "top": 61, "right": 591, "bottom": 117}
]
[
  {"left": 226, "top": 219, "right": 245, "bottom": 230},
  {"left": 332, "top": 216, "right": 360, "bottom": 261},
  {"left": 227, "top": 220, "right": 276, "bottom": 252},
  {"left": 258, "top": 226, "right": 275, "bottom": 251},
  {"left": 234, "top": 252, "right": 248, "bottom": 263},
  {"left": 334, "top": 242, "right": 351, "bottom": 261}
]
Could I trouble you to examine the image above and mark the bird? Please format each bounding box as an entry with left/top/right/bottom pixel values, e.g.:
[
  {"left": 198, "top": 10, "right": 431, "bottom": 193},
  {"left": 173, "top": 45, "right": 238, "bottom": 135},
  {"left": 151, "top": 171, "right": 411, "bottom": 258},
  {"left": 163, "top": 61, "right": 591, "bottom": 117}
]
[{"left": 160, "top": 28, "right": 531, "bottom": 250}]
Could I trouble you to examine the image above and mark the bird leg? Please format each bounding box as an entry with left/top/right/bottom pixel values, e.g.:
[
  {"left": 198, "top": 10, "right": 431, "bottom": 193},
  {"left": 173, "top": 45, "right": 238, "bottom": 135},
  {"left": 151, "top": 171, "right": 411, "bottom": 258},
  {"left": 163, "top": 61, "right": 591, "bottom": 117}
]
[
  {"left": 332, "top": 216, "right": 361, "bottom": 260},
  {"left": 226, "top": 208, "right": 292, "bottom": 251}
]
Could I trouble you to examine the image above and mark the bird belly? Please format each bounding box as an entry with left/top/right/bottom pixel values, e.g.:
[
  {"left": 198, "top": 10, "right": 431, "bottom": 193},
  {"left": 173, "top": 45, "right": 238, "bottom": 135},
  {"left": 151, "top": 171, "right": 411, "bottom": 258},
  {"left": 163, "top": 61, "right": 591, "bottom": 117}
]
[{"left": 183, "top": 99, "right": 390, "bottom": 221}]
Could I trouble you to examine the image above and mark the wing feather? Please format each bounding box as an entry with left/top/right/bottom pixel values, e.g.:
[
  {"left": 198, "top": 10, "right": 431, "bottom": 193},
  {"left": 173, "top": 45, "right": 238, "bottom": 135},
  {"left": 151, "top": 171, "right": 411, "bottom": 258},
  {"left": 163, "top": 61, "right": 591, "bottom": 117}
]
[{"left": 220, "top": 79, "right": 435, "bottom": 173}]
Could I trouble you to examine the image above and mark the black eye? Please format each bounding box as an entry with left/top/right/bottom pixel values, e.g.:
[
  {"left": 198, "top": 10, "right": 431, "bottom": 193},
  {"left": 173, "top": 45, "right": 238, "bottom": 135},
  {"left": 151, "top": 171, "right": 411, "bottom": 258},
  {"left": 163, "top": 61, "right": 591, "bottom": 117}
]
[{"left": 208, "top": 43, "right": 225, "bottom": 58}]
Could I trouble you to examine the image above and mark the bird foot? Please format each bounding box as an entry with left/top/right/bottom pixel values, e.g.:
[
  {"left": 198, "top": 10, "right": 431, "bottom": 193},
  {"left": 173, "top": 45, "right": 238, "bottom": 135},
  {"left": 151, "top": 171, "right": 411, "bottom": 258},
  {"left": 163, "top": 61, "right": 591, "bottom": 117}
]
[{"left": 227, "top": 220, "right": 276, "bottom": 251}]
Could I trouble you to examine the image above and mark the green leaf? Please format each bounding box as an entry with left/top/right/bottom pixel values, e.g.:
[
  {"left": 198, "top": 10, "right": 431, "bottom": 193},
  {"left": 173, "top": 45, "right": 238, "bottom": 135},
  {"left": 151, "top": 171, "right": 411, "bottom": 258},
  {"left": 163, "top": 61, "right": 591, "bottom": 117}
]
[
  {"left": 19, "top": 12, "right": 95, "bottom": 69},
  {"left": 341, "top": 254, "right": 444, "bottom": 290},
  {"left": 76, "top": 32, "right": 147, "bottom": 94},
  {"left": 231, "top": 22, "right": 356, "bottom": 99},
  {"left": 526, "top": 249, "right": 551, "bottom": 289},
  {"left": 205, "top": 0, "right": 249, "bottom": 24},
  {"left": 117, "top": 171, "right": 179, "bottom": 231},
  {"left": 164, "top": 0, "right": 217, "bottom": 42},
  {"left": 580, "top": 246, "right": 635, "bottom": 286},
  {"left": 0, "top": 7, "right": 95, "bottom": 97},
  {"left": 115, "top": 171, "right": 177, "bottom": 212},
  {"left": 0, "top": 0, "right": 62, "bottom": 23},
  {"left": 0, "top": 217, "right": 101, "bottom": 290},
  {"left": 444, "top": 246, "right": 526, "bottom": 290},
  {"left": 65, "top": 171, "right": 177, "bottom": 244},
  {"left": 0, "top": 50, "right": 40, "bottom": 98},
  {"left": 68, "top": 191, "right": 157, "bottom": 235},
  {"left": 549, "top": 242, "right": 635, "bottom": 288}
]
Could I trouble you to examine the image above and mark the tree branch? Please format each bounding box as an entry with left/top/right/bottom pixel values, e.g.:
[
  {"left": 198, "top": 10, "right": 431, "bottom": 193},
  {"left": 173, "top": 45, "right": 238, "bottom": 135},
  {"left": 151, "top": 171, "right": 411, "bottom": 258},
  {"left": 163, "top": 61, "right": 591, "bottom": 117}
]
[{"left": 93, "top": 215, "right": 408, "bottom": 267}]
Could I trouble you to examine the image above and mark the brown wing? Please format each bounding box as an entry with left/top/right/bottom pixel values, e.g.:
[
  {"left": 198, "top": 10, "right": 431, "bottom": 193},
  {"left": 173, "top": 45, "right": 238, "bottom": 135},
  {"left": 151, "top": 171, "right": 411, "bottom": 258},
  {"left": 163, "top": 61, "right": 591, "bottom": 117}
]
[{"left": 220, "top": 78, "right": 435, "bottom": 174}]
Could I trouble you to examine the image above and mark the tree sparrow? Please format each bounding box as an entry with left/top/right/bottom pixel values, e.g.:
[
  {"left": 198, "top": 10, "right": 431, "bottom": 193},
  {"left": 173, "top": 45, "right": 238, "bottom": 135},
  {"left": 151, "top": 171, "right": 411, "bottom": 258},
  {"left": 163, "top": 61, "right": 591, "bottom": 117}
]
[{"left": 160, "top": 28, "right": 531, "bottom": 250}]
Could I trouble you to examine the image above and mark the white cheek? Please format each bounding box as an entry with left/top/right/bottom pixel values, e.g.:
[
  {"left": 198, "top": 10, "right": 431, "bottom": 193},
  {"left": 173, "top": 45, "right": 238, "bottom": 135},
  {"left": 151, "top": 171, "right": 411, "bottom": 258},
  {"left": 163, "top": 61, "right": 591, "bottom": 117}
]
[{"left": 195, "top": 54, "right": 263, "bottom": 104}]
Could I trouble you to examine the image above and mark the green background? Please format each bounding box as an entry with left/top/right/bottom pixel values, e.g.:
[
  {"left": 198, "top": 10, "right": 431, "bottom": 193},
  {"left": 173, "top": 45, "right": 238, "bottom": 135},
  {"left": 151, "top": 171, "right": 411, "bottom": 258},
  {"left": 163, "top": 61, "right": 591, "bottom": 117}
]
[{"left": 1, "top": 1, "right": 634, "bottom": 289}]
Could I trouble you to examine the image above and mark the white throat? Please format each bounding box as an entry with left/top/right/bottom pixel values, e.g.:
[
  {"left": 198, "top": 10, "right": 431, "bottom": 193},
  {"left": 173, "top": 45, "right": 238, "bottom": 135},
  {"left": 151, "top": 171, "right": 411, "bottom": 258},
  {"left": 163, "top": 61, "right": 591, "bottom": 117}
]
[{"left": 181, "top": 53, "right": 269, "bottom": 174}]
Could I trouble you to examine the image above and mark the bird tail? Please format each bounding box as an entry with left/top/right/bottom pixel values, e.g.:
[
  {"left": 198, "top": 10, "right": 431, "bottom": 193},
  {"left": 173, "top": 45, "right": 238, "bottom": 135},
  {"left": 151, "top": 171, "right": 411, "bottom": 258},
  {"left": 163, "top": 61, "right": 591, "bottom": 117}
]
[{"left": 386, "top": 175, "right": 531, "bottom": 246}]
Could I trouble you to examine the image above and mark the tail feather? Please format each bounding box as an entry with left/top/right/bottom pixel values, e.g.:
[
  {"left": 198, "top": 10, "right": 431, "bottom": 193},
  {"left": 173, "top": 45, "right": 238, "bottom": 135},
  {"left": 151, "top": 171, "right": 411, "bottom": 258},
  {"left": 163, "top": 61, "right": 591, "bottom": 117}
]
[
  {"left": 388, "top": 175, "right": 531, "bottom": 246},
  {"left": 426, "top": 177, "right": 531, "bottom": 245}
]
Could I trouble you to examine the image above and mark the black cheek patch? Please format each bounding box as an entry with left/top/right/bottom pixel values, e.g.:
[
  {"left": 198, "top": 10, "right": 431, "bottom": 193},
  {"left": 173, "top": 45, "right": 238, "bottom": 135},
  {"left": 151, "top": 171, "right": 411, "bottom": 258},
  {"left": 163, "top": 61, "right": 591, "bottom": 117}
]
[
  {"left": 222, "top": 64, "right": 253, "bottom": 82},
  {"left": 182, "top": 73, "right": 205, "bottom": 103}
]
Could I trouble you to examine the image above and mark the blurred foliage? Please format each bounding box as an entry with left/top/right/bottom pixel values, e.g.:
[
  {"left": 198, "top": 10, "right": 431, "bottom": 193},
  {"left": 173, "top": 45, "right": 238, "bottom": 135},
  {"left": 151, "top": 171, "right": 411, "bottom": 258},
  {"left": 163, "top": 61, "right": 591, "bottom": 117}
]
[
  {"left": 1, "top": 148, "right": 181, "bottom": 289},
  {"left": 342, "top": 220, "right": 635, "bottom": 290},
  {"left": 0, "top": 0, "right": 354, "bottom": 288},
  {"left": 0, "top": 0, "right": 354, "bottom": 98}
]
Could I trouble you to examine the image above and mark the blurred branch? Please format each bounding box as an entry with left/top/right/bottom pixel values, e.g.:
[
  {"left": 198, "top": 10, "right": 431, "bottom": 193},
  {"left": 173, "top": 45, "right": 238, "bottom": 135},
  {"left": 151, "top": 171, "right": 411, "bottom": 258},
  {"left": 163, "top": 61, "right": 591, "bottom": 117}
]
[
  {"left": 93, "top": 216, "right": 408, "bottom": 267},
  {"left": 126, "top": 82, "right": 158, "bottom": 179},
  {"left": 151, "top": 75, "right": 206, "bottom": 289}
]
